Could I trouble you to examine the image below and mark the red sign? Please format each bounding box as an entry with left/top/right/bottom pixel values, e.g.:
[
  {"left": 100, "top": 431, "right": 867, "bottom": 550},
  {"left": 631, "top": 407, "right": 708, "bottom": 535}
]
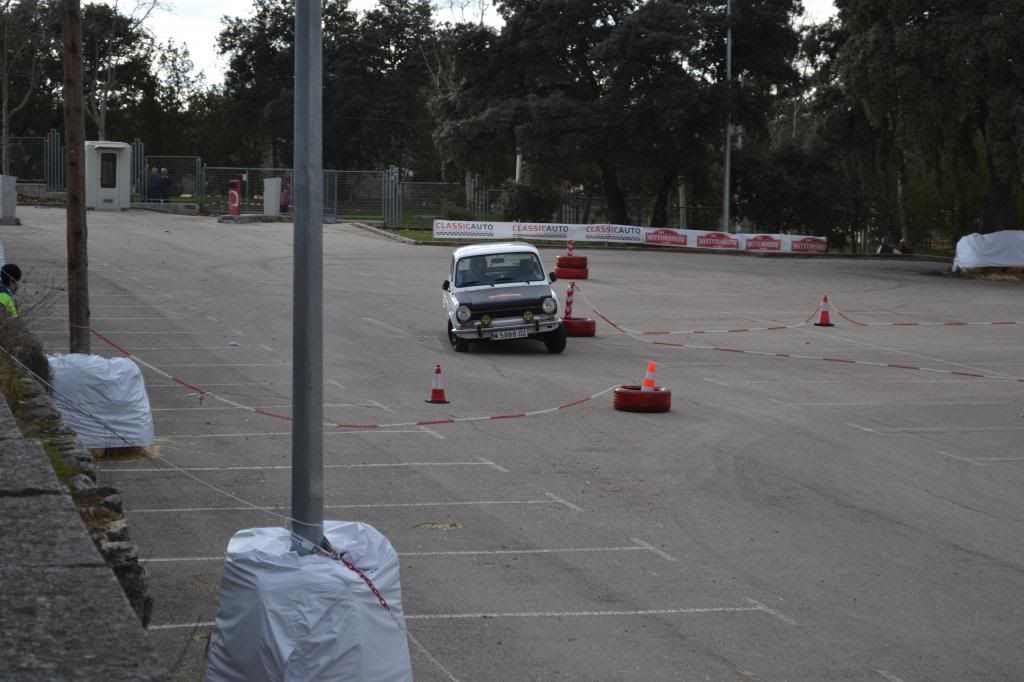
[
  {"left": 745, "top": 235, "right": 782, "bottom": 251},
  {"left": 697, "top": 232, "right": 740, "bottom": 249},
  {"left": 644, "top": 229, "right": 688, "bottom": 247},
  {"left": 791, "top": 237, "right": 828, "bottom": 253}
]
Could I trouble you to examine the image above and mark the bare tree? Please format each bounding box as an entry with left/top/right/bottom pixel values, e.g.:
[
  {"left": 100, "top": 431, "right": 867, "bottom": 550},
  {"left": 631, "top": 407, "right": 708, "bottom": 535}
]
[
  {"left": 0, "top": 0, "right": 48, "bottom": 175},
  {"left": 83, "top": 0, "right": 163, "bottom": 140},
  {"left": 432, "top": 0, "right": 492, "bottom": 25}
]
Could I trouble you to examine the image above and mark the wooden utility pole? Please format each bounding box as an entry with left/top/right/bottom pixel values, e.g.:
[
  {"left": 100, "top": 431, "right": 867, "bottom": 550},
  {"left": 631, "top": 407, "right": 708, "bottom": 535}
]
[{"left": 61, "top": 0, "right": 89, "bottom": 353}]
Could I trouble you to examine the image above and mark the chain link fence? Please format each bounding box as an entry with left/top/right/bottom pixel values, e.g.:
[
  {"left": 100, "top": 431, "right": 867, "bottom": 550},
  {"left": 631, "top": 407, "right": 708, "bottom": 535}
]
[
  {"left": 4, "top": 137, "right": 45, "bottom": 182},
  {"left": 141, "top": 156, "right": 202, "bottom": 204}
]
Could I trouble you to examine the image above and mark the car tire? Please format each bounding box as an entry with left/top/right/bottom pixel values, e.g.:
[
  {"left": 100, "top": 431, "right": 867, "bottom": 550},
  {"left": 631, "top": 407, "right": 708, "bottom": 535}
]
[
  {"left": 612, "top": 385, "right": 671, "bottom": 413},
  {"left": 448, "top": 321, "right": 470, "bottom": 352},
  {"left": 556, "top": 255, "right": 588, "bottom": 269},
  {"left": 543, "top": 324, "right": 567, "bottom": 353},
  {"left": 554, "top": 266, "right": 588, "bottom": 280},
  {"left": 564, "top": 317, "right": 596, "bottom": 337}
]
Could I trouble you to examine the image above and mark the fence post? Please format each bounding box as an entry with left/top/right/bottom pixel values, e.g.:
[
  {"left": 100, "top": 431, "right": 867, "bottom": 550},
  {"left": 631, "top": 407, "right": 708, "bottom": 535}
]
[
  {"left": 45, "top": 129, "right": 64, "bottom": 191},
  {"left": 383, "top": 165, "right": 401, "bottom": 228}
]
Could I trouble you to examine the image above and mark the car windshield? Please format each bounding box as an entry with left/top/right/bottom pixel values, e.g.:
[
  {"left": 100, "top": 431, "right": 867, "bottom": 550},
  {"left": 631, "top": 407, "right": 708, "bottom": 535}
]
[{"left": 454, "top": 253, "right": 544, "bottom": 287}]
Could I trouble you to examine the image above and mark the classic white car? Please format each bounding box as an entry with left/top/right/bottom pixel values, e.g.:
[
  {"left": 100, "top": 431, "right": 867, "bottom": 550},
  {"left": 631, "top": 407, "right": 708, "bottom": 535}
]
[{"left": 442, "top": 242, "right": 566, "bottom": 353}]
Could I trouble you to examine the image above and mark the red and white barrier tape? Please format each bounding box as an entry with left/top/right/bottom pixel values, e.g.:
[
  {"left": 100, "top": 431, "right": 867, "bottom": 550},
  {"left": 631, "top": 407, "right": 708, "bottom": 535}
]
[
  {"left": 573, "top": 285, "right": 819, "bottom": 336},
  {"left": 831, "top": 304, "right": 1023, "bottom": 328},
  {"left": 91, "top": 328, "right": 615, "bottom": 429},
  {"left": 643, "top": 339, "right": 1024, "bottom": 383}
]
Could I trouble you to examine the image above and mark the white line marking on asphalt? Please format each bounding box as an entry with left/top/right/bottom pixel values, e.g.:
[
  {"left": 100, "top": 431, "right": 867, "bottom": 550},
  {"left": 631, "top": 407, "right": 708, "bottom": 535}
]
[
  {"left": 418, "top": 425, "right": 446, "bottom": 440},
  {"left": 149, "top": 603, "right": 774, "bottom": 630},
  {"left": 132, "top": 499, "right": 561, "bottom": 514},
  {"left": 768, "top": 398, "right": 799, "bottom": 409},
  {"left": 229, "top": 329, "right": 246, "bottom": 337},
  {"left": 327, "top": 379, "right": 347, "bottom": 390},
  {"left": 150, "top": 402, "right": 371, "bottom": 412},
  {"left": 476, "top": 456, "right": 510, "bottom": 473},
  {"left": 207, "top": 315, "right": 219, "bottom": 322},
  {"left": 154, "top": 362, "right": 290, "bottom": 368},
  {"left": 158, "top": 429, "right": 427, "bottom": 438},
  {"left": 362, "top": 317, "right": 412, "bottom": 336},
  {"left": 936, "top": 451, "right": 986, "bottom": 466},
  {"left": 879, "top": 426, "right": 1024, "bottom": 433},
  {"left": 146, "top": 382, "right": 284, "bottom": 388},
  {"left": 875, "top": 671, "right": 906, "bottom": 682},
  {"left": 702, "top": 377, "right": 732, "bottom": 387},
  {"left": 142, "top": 545, "right": 653, "bottom": 563},
  {"left": 744, "top": 598, "right": 797, "bottom": 625},
  {"left": 630, "top": 538, "right": 679, "bottom": 562},
  {"left": 706, "top": 379, "right": 1011, "bottom": 385},
  {"left": 847, "top": 423, "right": 886, "bottom": 436},
  {"left": 260, "top": 344, "right": 277, "bottom": 352},
  {"left": 971, "top": 457, "right": 1024, "bottom": 462},
  {"left": 404, "top": 606, "right": 764, "bottom": 620},
  {"left": 104, "top": 461, "right": 501, "bottom": 473},
  {"left": 35, "top": 330, "right": 214, "bottom": 335},
  {"left": 774, "top": 400, "right": 1009, "bottom": 407},
  {"left": 546, "top": 492, "right": 583, "bottom": 512},
  {"left": 366, "top": 399, "right": 392, "bottom": 411}
]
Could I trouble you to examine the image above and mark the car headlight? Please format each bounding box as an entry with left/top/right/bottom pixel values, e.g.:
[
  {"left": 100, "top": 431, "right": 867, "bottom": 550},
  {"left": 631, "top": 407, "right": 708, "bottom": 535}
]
[
  {"left": 456, "top": 305, "right": 472, "bottom": 322},
  {"left": 541, "top": 297, "right": 557, "bottom": 314}
]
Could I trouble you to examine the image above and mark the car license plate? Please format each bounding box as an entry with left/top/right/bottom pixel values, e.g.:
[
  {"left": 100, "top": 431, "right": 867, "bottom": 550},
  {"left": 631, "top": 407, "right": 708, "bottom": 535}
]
[{"left": 491, "top": 328, "right": 528, "bottom": 340}]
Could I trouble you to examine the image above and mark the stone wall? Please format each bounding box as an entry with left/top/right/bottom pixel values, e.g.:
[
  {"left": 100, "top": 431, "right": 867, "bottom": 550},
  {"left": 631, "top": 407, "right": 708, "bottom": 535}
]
[{"left": 0, "top": 363, "right": 167, "bottom": 680}]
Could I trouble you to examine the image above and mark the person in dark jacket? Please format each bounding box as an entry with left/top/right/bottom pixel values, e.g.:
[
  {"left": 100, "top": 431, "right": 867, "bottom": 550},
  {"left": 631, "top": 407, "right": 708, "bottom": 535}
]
[{"left": 0, "top": 263, "right": 22, "bottom": 318}]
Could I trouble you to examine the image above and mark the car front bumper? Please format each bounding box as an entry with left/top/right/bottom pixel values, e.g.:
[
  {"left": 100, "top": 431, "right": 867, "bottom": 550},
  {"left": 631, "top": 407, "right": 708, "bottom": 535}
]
[{"left": 452, "top": 317, "right": 562, "bottom": 340}]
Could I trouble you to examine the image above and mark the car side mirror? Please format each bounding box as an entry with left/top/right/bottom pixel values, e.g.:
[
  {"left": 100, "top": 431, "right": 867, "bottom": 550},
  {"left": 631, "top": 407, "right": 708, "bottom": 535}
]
[
  {"left": 548, "top": 272, "right": 558, "bottom": 283},
  {"left": 442, "top": 280, "right": 450, "bottom": 291}
]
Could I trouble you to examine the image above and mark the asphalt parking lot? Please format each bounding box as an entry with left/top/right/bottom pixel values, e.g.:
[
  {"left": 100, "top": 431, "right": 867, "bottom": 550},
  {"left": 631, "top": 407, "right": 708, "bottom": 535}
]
[{"left": 5, "top": 207, "right": 1024, "bottom": 681}]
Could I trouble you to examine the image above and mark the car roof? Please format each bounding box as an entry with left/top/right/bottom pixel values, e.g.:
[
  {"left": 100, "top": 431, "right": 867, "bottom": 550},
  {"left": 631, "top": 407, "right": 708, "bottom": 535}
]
[{"left": 452, "top": 242, "right": 540, "bottom": 259}]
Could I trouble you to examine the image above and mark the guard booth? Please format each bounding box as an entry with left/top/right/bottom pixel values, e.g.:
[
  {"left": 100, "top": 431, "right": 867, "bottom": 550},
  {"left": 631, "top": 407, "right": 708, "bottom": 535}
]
[{"left": 85, "top": 141, "right": 131, "bottom": 210}]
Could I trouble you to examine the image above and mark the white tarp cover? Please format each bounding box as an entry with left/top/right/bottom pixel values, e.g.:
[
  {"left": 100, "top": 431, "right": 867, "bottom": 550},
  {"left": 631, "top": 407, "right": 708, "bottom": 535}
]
[
  {"left": 205, "top": 522, "right": 413, "bottom": 682},
  {"left": 47, "top": 353, "right": 154, "bottom": 448},
  {"left": 953, "top": 230, "right": 1024, "bottom": 270}
]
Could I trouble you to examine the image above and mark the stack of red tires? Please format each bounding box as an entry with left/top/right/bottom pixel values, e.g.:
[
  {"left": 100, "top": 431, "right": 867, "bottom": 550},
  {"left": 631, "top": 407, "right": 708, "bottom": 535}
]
[{"left": 554, "top": 253, "right": 588, "bottom": 280}]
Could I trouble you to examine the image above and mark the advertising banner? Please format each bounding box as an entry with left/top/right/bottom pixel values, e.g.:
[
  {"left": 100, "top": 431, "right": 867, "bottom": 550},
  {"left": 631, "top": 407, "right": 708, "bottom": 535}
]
[{"left": 433, "top": 220, "right": 827, "bottom": 254}]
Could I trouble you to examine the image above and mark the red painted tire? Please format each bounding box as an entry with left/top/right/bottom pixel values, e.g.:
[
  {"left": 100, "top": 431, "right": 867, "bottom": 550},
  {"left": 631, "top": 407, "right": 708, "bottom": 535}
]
[
  {"left": 554, "top": 266, "right": 589, "bottom": 280},
  {"left": 556, "top": 255, "right": 588, "bottom": 269},
  {"left": 613, "top": 385, "right": 671, "bottom": 413},
  {"left": 564, "top": 317, "right": 596, "bottom": 337}
]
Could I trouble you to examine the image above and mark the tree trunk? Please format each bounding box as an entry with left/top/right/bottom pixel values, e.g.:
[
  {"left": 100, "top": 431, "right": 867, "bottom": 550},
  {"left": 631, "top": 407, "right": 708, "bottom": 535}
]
[
  {"left": 650, "top": 167, "right": 677, "bottom": 228},
  {"left": 981, "top": 150, "right": 1017, "bottom": 233},
  {"left": 598, "top": 159, "right": 628, "bottom": 225},
  {"left": 63, "top": 0, "right": 90, "bottom": 354},
  {"left": 1, "top": 82, "right": 9, "bottom": 176}
]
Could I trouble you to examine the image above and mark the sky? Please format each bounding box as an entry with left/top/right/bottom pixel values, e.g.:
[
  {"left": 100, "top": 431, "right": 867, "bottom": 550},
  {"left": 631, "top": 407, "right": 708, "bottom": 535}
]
[{"left": 123, "top": 0, "right": 838, "bottom": 86}]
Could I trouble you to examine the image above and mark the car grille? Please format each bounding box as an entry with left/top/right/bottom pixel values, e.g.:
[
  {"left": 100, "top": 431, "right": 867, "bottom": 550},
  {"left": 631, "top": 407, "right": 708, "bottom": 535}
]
[{"left": 470, "top": 305, "right": 542, "bottom": 322}]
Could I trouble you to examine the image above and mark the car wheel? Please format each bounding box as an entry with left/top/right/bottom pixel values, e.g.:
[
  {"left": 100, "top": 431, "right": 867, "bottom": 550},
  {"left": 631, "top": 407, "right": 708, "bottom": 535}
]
[
  {"left": 448, "top": 321, "right": 470, "bottom": 352},
  {"left": 544, "top": 324, "right": 567, "bottom": 353}
]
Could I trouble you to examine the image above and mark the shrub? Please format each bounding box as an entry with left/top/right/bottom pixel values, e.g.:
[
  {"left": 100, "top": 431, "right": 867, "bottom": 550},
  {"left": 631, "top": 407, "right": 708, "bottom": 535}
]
[{"left": 494, "top": 181, "right": 560, "bottom": 222}]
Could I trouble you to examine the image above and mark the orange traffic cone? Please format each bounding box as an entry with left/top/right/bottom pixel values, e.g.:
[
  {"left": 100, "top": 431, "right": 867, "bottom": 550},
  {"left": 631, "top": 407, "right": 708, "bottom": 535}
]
[
  {"left": 426, "top": 364, "right": 449, "bottom": 404},
  {"left": 640, "top": 360, "right": 658, "bottom": 392},
  {"left": 814, "top": 295, "right": 834, "bottom": 327}
]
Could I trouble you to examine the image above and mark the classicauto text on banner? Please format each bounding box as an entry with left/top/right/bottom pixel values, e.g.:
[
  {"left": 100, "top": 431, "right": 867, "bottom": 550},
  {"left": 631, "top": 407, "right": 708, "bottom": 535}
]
[{"left": 432, "top": 220, "right": 827, "bottom": 254}]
